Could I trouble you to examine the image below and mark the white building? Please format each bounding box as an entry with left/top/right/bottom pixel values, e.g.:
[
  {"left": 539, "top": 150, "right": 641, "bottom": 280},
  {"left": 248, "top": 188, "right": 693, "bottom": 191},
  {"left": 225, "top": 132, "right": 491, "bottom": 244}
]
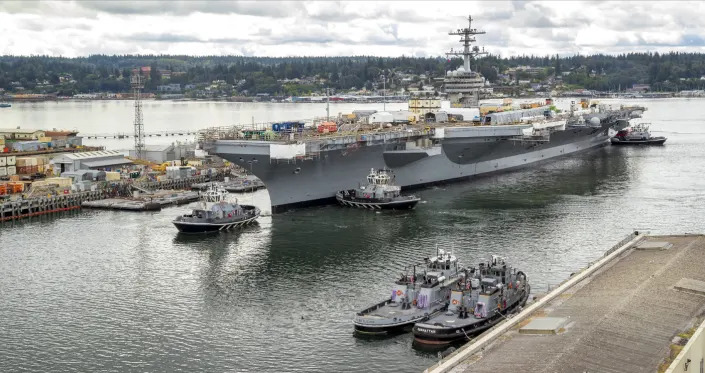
[
  {"left": 128, "top": 143, "right": 196, "bottom": 164},
  {"left": 51, "top": 150, "right": 133, "bottom": 173},
  {"left": 157, "top": 84, "right": 181, "bottom": 92}
]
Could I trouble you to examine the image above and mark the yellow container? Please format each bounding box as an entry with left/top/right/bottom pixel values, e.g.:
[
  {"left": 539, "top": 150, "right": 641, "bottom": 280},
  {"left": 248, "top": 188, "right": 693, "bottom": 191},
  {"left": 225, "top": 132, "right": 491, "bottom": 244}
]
[
  {"left": 105, "top": 172, "right": 121, "bottom": 181},
  {"left": 36, "top": 177, "right": 73, "bottom": 188},
  {"left": 39, "top": 136, "right": 52, "bottom": 143}
]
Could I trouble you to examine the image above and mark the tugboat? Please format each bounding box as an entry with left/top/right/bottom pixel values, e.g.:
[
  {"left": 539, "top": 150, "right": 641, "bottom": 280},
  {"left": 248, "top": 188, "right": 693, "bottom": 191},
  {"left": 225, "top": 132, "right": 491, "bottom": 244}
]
[
  {"left": 610, "top": 123, "right": 666, "bottom": 145},
  {"left": 336, "top": 168, "right": 420, "bottom": 210},
  {"left": 353, "top": 249, "right": 465, "bottom": 335},
  {"left": 172, "top": 185, "right": 260, "bottom": 233},
  {"left": 412, "top": 255, "right": 529, "bottom": 345}
]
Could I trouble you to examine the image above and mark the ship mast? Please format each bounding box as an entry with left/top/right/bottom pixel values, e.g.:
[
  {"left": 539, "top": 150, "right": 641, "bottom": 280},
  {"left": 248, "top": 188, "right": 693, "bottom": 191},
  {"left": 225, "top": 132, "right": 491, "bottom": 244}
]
[{"left": 446, "top": 15, "right": 487, "bottom": 72}]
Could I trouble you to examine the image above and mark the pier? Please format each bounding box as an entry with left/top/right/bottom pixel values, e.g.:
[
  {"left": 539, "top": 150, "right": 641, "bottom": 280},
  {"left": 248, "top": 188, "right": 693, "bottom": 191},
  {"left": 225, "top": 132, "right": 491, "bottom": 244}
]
[
  {"left": 82, "top": 190, "right": 200, "bottom": 211},
  {"left": 191, "top": 177, "right": 266, "bottom": 193},
  {"left": 427, "top": 233, "right": 705, "bottom": 373},
  {"left": 82, "top": 130, "right": 198, "bottom": 139},
  {"left": 0, "top": 172, "right": 227, "bottom": 222}
]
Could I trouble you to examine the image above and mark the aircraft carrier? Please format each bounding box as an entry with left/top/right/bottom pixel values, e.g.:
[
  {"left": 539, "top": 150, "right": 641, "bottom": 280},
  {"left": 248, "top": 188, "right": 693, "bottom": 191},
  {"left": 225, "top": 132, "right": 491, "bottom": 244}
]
[{"left": 201, "top": 16, "right": 646, "bottom": 213}]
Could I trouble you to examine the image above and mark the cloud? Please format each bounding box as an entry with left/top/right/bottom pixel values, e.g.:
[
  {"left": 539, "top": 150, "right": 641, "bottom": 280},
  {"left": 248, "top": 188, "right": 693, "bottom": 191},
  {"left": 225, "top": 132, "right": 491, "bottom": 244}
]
[
  {"left": 1, "top": 1, "right": 705, "bottom": 57},
  {"left": 77, "top": 1, "right": 299, "bottom": 17}
]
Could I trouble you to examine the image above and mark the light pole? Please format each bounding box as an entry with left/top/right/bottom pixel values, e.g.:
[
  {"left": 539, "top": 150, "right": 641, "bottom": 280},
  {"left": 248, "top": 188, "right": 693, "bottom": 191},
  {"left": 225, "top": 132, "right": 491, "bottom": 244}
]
[{"left": 381, "top": 74, "right": 386, "bottom": 111}]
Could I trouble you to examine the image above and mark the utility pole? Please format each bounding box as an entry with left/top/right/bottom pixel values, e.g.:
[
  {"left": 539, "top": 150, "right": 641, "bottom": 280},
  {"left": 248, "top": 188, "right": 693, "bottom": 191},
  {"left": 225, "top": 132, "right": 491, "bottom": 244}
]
[
  {"left": 381, "top": 74, "right": 386, "bottom": 111},
  {"left": 326, "top": 87, "right": 330, "bottom": 121},
  {"left": 131, "top": 71, "right": 145, "bottom": 160}
]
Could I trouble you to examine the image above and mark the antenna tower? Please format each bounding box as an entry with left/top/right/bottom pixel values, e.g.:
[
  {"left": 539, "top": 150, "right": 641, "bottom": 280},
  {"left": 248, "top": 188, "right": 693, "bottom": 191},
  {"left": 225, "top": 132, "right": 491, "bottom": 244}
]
[
  {"left": 131, "top": 70, "right": 145, "bottom": 160},
  {"left": 446, "top": 15, "right": 487, "bottom": 72}
]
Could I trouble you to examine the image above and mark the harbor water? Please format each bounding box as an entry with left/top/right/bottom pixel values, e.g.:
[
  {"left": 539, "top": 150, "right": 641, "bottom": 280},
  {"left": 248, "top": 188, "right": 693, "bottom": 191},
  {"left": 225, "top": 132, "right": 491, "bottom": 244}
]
[{"left": 1, "top": 99, "right": 704, "bottom": 372}]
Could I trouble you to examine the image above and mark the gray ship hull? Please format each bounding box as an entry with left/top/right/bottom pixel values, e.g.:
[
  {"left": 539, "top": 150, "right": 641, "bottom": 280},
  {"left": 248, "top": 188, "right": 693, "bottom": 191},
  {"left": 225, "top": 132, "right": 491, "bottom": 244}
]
[{"left": 213, "top": 120, "right": 626, "bottom": 212}]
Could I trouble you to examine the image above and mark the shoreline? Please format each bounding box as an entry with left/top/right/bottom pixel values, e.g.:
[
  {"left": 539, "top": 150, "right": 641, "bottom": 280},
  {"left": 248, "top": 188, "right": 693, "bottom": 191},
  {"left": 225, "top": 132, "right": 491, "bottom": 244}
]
[{"left": 1, "top": 95, "right": 701, "bottom": 104}]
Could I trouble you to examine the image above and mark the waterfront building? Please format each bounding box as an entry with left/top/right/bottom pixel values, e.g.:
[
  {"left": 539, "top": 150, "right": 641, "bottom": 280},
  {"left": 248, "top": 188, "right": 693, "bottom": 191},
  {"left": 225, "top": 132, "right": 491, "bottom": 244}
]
[
  {"left": 157, "top": 84, "right": 181, "bottom": 92},
  {"left": 51, "top": 150, "right": 132, "bottom": 173},
  {"left": 0, "top": 128, "right": 46, "bottom": 140},
  {"left": 128, "top": 143, "right": 196, "bottom": 164}
]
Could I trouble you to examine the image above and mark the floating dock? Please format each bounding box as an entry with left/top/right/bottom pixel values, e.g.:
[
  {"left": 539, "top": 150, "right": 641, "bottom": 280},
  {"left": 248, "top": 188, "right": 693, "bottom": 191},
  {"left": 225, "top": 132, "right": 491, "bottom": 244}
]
[
  {"left": 81, "top": 190, "right": 200, "bottom": 211},
  {"left": 427, "top": 233, "right": 705, "bottom": 373},
  {"left": 191, "top": 178, "right": 265, "bottom": 193}
]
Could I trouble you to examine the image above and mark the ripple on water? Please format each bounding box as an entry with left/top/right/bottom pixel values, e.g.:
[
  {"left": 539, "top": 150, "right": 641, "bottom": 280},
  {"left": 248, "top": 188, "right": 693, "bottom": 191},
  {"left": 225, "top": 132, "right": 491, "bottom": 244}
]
[{"left": 1, "top": 99, "right": 705, "bottom": 372}]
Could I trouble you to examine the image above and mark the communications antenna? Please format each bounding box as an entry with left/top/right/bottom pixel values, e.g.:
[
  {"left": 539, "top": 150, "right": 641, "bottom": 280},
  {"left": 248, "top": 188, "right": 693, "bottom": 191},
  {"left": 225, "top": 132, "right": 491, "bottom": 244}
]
[
  {"left": 131, "top": 71, "right": 145, "bottom": 160},
  {"left": 446, "top": 15, "right": 487, "bottom": 72}
]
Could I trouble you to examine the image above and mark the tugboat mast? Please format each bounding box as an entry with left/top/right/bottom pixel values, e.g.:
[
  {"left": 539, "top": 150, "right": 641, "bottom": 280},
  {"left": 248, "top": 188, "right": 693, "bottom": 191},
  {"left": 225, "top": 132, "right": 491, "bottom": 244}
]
[{"left": 446, "top": 15, "right": 487, "bottom": 73}]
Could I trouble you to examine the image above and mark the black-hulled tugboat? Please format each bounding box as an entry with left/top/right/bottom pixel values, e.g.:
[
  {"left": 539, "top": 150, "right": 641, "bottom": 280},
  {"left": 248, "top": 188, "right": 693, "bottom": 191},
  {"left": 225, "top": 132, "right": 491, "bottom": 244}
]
[
  {"left": 611, "top": 123, "right": 666, "bottom": 145},
  {"left": 336, "top": 168, "right": 420, "bottom": 210},
  {"left": 412, "top": 255, "right": 529, "bottom": 345},
  {"left": 353, "top": 249, "right": 464, "bottom": 335},
  {"left": 172, "top": 185, "right": 260, "bottom": 233}
]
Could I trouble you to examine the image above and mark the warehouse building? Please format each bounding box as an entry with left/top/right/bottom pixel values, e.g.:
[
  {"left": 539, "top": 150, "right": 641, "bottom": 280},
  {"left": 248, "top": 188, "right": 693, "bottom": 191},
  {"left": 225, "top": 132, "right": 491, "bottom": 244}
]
[
  {"left": 0, "top": 128, "right": 46, "bottom": 140},
  {"left": 51, "top": 150, "right": 133, "bottom": 173},
  {"left": 129, "top": 143, "right": 196, "bottom": 164}
]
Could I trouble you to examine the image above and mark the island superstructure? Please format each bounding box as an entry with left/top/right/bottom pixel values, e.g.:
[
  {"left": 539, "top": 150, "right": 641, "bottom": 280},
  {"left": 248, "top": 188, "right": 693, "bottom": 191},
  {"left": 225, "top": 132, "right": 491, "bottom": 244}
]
[
  {"left": 200, "top": 16, "right": 646, "bottom": 213},
  {"left": 444, "top": 15, "right": 488, "bottom": 108}
]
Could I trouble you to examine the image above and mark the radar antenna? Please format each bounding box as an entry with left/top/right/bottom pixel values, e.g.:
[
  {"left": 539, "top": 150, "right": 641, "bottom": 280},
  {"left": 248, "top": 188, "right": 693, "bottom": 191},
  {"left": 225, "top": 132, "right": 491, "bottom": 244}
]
[{"left": 446, "top": 15, "right": 487, "bottom": 73}]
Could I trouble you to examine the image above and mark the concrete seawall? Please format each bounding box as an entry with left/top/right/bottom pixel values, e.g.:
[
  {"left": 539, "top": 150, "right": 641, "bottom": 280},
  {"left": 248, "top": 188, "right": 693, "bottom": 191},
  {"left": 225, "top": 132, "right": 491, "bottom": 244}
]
[{"left": 425, "top": 233, "right": 705, "bottom": 373}]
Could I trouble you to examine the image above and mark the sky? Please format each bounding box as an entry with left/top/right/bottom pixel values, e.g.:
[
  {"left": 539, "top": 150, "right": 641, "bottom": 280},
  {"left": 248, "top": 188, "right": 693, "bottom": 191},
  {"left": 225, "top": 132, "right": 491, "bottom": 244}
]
[{"left": 1, "top": 1, "right": 705, "bottom": 58}]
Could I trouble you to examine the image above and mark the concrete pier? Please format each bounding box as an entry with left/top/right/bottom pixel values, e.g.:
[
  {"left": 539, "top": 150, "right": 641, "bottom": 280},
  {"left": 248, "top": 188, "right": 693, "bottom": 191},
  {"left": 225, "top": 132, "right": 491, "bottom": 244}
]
[
  {"left": 426, "top": 234, "right": 705, "bottom": 373},
  {"left": 81, "top": 190, "right": 200, "bottom": 211}
]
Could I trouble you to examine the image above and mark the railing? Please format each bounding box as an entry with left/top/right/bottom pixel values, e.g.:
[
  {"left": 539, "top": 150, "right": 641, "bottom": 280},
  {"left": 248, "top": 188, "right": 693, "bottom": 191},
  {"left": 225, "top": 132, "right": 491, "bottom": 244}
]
[{"left": 199, "top": 105, "right": 647, "bottom": 145}]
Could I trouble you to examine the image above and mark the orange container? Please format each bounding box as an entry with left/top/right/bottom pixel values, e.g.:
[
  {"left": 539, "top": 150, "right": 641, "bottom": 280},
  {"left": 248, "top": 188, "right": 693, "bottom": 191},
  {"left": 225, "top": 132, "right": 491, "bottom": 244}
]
[
  {"left": 9, "top": 182, "right": 24, "bottom": 193},
  {"left": 0, "top": 184, "right": 6, "bottom": 195}
]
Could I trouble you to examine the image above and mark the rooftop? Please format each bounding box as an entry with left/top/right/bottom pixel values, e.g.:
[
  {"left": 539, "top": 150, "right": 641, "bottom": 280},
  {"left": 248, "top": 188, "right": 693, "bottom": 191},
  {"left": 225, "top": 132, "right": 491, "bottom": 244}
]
[
  {"left": 143, "top": 144, "right": 173, "bottom": 152},
  {"left": 435, "top": 234, "right": 705, "bottom": 373},
  {"left": 0, "top": 128, "right": 45, "bottom": 134},
  {"left": 65, "top": 150, "right": 123, "bottom": 159}
]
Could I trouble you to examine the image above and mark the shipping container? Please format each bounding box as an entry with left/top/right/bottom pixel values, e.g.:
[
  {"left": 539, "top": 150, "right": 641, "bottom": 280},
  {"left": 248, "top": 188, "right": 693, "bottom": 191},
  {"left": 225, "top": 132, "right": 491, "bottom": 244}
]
[
  {"left": 32, "top": 177, "right": 72, "bottom": 188},
  {"left": 11, "top": 141, "right": 47, "bottom": 152},
  {"left": 0, "top": 166, "right": 6, "bottom": 176},
  {"left": 8, "top": 182, "right": 24, "bottom": 193},
  {"left": 6, "top": 155, "right": 15, "bottom": 166},
  {"left": 0, "top": 156, "right": 5, "bottom": 166},
  {"left": 7, "top": 166, "right": 16, "bottom": 175},
  {"left": 317, "top": 121, "right": 338, "bottom": 133},
  {"left": 53, "top": 138, "right": 67, "bottom": 148},
  {"left": 16, "top": 157, "right": 38, "bottom": 167},
  {"left": 105, "top": 171, "right": 121, "bottom": 181},
  {"left": 39, "top": 136, "right": 52, "bottom": 143},
  {"left": 17, "top": 165, "right": 38, "bottom": 175}
]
